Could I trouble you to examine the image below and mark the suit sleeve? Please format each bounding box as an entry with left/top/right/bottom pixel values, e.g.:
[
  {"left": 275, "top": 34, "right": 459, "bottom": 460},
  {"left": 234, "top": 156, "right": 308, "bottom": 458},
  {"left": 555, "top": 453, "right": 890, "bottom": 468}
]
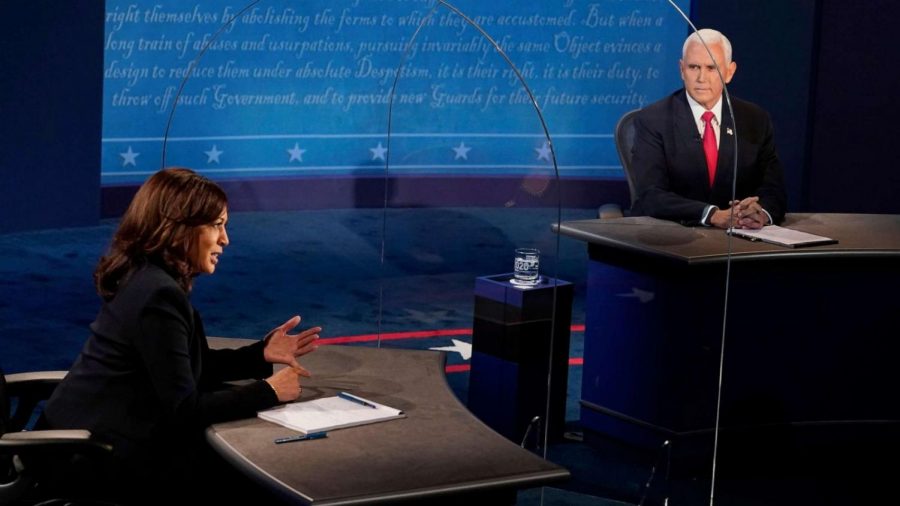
[
  {"left": 195, "top": 311, "right": 273, "bottom": 384},
  {"left": 631, "top": 112, "right": 709, "bottom": 225},
  {"left": 752, "top": 112, "right": 788, "bottom": 224},
  {"left": 134, "top": 287, "right": 278, "bottom": 429}
]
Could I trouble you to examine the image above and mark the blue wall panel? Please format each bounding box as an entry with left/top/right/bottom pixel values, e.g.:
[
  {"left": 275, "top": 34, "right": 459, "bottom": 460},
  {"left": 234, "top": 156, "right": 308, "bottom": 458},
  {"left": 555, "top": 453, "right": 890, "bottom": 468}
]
[{"left": 0, "top": 2, "right": 104, "bottom": 234}]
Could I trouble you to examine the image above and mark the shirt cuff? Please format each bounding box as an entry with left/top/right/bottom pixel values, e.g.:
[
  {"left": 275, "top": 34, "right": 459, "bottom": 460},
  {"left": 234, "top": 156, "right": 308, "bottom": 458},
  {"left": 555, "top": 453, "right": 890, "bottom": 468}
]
[
  {"left": 760, "top": 208, "right": 773, "bottom": 226},
  {"left": 701, "top": 205, "right": 717, "bottom": 226}
]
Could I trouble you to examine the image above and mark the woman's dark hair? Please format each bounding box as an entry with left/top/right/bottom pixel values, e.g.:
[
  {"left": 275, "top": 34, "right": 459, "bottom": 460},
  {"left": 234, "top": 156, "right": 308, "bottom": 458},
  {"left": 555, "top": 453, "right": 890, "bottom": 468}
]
[{"left": 95, "top": 167, "right": 227, "bottom": 299}]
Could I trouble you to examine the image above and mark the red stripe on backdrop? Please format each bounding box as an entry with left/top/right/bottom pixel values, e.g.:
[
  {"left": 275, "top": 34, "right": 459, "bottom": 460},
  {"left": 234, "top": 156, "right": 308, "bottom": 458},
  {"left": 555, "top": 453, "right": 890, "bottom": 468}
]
[
  {"left": 442, "top": 357, "right": 583, "bottom": 374},
  {"left": 445, "top": 364, "right": 471, "bottom": 373},
  {"left": 318, "top": 326, "right": 586, "bottom": 374},
  {"left": 320, "top": 325, "right": 584, "bottom": 345},
  {"left": 319, "top": 328, "right": 472, "bottom": 345}
]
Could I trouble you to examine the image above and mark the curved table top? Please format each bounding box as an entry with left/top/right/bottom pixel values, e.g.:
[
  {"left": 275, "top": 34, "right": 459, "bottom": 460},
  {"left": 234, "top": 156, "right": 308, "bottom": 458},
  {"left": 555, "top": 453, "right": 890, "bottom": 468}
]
[
  {"left": 556, "top": 213, "right": 900, "bottom": 265},
  {"left": 206, "top": 343, "right": 568, "bottom": 505}
]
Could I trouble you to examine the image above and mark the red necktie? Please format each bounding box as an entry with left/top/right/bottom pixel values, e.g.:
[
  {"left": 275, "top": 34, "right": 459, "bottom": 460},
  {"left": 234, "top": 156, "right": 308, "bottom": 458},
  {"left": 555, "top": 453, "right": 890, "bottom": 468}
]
[{"left": 701, "top": 111, "right": 718, "bottom": 187}]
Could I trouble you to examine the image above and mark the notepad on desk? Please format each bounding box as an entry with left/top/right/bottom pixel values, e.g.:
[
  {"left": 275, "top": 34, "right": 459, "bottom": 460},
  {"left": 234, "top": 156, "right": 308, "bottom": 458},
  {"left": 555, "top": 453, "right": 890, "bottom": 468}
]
[
  {"left": 258, "top": 392, "right": 405, "bottom": 435},
  {"left": 728, "top": 225, "right": 838, "bottom": 248}
]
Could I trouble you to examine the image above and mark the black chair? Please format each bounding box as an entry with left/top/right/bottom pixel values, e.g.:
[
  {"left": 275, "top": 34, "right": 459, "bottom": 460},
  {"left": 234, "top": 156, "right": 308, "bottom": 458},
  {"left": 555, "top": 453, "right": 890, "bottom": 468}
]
[
  {"left": 1, "top": 368, "right": 114, "bottom": 505},
  {"left": 599, "top": 108, "right": 641, "bottom": 219}
]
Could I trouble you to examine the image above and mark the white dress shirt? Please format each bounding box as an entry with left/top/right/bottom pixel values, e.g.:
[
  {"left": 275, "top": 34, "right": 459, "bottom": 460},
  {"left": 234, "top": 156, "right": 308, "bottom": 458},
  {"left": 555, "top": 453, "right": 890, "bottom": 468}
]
[{"left": 686, "top": 94, "right": 771, "bottom": 227}]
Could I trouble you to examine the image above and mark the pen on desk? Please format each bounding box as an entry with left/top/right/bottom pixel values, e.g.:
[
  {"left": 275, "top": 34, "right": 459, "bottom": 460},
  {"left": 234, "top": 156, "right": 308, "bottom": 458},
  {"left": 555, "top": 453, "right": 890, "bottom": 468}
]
[
  {"left": 338, "top": 391, "right": 378, "bottom": 409},
  {"left": 274, "top": 431, "right": 328, "bottom": 444}
]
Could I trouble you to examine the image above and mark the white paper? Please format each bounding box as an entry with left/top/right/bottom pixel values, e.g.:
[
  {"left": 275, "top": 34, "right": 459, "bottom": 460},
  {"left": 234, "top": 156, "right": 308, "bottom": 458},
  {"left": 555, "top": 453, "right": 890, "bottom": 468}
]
[
  {"left": 258, "top": 395, "right": 405, "bottom": 435},
  {"left": 728, "top": 225, "right": 836, "bottom": 248}
]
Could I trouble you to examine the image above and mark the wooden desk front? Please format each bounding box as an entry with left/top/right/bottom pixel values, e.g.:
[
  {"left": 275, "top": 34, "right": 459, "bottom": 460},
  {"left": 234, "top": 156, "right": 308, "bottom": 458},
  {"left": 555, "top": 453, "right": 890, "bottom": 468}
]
[{"left": 557, "top": 213, "right": 900, "bottom": 446}]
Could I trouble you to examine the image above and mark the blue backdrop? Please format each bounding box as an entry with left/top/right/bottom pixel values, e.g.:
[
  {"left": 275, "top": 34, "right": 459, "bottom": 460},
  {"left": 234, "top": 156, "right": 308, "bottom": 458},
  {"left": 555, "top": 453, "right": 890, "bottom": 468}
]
[{"left": 100, "top": 0, "right": 689, "bottom": 185}]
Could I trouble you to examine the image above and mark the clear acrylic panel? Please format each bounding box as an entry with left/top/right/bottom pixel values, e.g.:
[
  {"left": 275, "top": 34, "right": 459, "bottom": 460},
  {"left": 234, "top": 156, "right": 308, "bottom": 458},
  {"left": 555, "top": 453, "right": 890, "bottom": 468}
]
[
  {"left": 145, "top": 0, "right": 738, "bottom": 504},
  {"left": 1, "top": 1, "right": 889, "bottom": 505},
  {"left": 643, "top": 4, "right": 890, "bottom": 505},
  {"left": 154, "top": 0, "right": 389, "bottom": 342},
  {"left": 379, "top": 0, "right": 565, "bottom": 465}
]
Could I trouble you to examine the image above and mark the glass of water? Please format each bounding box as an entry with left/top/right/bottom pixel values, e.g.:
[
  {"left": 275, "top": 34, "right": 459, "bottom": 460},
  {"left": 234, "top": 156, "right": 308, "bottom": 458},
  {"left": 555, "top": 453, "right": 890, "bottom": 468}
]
[{"left": 512, "top": 248, "right": 540, "bottom": 286}]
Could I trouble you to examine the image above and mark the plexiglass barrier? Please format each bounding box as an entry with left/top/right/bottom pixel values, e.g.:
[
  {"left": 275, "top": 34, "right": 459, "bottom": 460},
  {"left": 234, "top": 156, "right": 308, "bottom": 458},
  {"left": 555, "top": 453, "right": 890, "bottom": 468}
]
[
  {"left": 0, "top": 1, "right": 891, "bottom": 504},
  {"left": 379, "top": 0, "right": 565, "bottom": 464},
  {"left": 140, "top": 0, "right": 893, "bottom": 504}
]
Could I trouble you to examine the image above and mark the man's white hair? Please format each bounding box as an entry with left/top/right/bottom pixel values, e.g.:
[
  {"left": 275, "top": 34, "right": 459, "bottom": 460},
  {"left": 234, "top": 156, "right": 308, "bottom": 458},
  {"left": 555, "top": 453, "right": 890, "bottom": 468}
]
[{"left": 683, "top": 29, "right": 733, "bottom": 63}]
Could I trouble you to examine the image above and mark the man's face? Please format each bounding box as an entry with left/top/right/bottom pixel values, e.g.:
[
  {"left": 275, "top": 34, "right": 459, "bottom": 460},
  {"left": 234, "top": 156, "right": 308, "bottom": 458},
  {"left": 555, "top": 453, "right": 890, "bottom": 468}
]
[{"left": 679, "top": 41, "right": 736, "bottom": 110}]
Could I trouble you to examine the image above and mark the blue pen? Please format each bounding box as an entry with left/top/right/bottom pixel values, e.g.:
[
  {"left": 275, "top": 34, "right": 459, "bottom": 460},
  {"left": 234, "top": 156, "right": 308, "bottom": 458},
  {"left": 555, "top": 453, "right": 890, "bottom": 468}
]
[
  {"left": 338, "top": 391, "right": 378, "bottom": 409},
  {"left": 274, "top": 431, "right": 328, "bottom": 444}
]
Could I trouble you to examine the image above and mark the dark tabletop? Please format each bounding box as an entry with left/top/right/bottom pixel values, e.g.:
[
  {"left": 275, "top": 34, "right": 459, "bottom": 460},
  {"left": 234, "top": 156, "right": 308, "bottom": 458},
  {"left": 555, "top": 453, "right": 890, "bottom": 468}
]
[
  {"left": 555, "top": 213, "right": 900, "bottom": 265},
  {"left": 206, "top": 343, "right": 569, "bottom": 505}
]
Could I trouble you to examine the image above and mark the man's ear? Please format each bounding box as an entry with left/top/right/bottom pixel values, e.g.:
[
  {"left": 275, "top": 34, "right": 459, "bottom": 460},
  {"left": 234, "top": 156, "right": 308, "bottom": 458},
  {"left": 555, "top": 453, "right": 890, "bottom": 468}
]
[{"left": 725, "top": 61, "right": 737, "bottom": 83}]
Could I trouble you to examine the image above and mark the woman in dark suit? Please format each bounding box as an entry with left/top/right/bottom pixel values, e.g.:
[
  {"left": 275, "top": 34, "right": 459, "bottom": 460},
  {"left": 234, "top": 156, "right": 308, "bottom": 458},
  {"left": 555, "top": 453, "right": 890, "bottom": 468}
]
[{"left": 42, "top": 167, "right": 320, "bottom": 501}]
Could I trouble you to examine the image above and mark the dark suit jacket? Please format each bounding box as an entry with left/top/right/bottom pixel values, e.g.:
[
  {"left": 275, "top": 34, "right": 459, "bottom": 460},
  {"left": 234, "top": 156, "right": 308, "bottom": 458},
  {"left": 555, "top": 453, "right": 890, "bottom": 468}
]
[
  {"left": 630, "top": 89, "right": 787, "bottom": 225},
  {"left": 43, "top": 261, "right": 277, "bottom": 466}
]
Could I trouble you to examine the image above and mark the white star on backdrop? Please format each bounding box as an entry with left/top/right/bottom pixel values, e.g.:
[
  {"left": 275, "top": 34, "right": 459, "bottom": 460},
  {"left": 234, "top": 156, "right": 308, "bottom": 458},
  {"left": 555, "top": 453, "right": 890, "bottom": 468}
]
[
  {"left": 120, "top": 146, "right": 140, "bottom": 167},
  {"left": 429, "top": 339, "right": 472, "bottom": 360},
  {"left": 370, "top": 142, "right": 388, "bottom": 161},
  {"left": 287, "top": 143, "right": 306, "bottom": 163},
  {"left": 204, "top": 145, "right": 223, "bottom": 164},
  {"left": 452, "top": 141, "right": 471, "bottom": 160},
  {"left": 535, "top": 142, "right": 552, "bottom": 162}
]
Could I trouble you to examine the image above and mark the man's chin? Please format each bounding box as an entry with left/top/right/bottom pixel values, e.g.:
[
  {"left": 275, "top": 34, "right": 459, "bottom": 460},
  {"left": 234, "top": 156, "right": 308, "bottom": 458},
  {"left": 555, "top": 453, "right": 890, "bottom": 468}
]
[{"left": 688, "top": 90, "right": 717, "bottom": 108}]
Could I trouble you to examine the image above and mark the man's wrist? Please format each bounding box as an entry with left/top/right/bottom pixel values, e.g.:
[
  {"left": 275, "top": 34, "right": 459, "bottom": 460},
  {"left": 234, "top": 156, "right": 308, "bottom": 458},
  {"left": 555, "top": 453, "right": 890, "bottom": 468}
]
[{"left": 702, "top": 205, "right": 718, "bottom": 226}]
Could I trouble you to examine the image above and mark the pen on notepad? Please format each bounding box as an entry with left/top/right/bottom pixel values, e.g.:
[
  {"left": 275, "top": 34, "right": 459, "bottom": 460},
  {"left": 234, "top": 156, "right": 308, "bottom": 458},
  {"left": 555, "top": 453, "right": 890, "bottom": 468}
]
[
  {"left": 274, "top": 431, "right": 328, "bottom": 444},
  {"left": 338, "top": 391, "right": 378, "bottom": 409}
]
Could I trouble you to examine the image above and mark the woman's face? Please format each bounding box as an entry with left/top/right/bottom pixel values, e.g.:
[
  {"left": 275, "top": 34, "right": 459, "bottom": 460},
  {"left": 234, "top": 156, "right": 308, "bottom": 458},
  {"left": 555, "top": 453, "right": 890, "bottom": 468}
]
[{"left": 192, "top": 208, "right": 229, "bottom": 275}]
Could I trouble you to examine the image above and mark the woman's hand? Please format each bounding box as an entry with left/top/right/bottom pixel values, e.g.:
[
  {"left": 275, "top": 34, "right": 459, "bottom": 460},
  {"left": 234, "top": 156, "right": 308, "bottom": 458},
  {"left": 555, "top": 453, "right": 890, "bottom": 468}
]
[
  {"left": 265, "top": 367, "right": 308, "bottom": 402},
  {"left": 263, "top": 316, "right": 320, "bottom": 370}
]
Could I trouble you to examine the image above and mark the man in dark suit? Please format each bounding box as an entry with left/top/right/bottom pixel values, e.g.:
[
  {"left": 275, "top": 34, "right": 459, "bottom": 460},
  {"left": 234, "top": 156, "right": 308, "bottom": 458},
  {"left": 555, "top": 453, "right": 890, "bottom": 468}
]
[{"left": 630, "top": 29, "right": 786, "bottom": 229}]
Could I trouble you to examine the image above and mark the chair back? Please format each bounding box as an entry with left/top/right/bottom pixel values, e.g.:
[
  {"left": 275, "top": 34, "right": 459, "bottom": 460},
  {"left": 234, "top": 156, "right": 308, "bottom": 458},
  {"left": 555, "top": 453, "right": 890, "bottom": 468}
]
[
  {"left": 0, "top": 368, "right": 8, "bottom": 436},
  {"left": 1, "top": 368, "right": 17, "bottom": 496},
  {"left": 614, "top": 109, "right": 641, "bottom": 207}
]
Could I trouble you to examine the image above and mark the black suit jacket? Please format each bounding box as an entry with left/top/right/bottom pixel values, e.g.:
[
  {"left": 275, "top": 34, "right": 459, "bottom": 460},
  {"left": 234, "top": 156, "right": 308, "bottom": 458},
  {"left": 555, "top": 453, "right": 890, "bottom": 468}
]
[
  {"left": 44, "top": 261, "right": 277, "bottom": 464},
  {"left": 630, "top": 89, "right": 787, "bottom": 225}
]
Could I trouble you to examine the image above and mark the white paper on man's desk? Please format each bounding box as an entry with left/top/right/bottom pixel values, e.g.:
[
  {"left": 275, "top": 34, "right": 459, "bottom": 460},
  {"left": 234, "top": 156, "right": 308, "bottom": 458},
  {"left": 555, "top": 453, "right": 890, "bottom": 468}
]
[
  {"left": 258, "top": 393, "right": 405, "bottom": 435},
  {"left": 728, "top": 225, "right": 837, "bottom": 248}
]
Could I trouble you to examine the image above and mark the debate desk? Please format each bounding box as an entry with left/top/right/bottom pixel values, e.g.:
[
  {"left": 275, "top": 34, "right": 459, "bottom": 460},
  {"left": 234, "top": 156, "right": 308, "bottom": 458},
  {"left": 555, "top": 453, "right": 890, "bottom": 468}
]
[
  {"left": 206, "top": 342, "right": 569, "bottom": 505},
  {"left": 556, "top": 213, "right": 900, "bottom": 448}
]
